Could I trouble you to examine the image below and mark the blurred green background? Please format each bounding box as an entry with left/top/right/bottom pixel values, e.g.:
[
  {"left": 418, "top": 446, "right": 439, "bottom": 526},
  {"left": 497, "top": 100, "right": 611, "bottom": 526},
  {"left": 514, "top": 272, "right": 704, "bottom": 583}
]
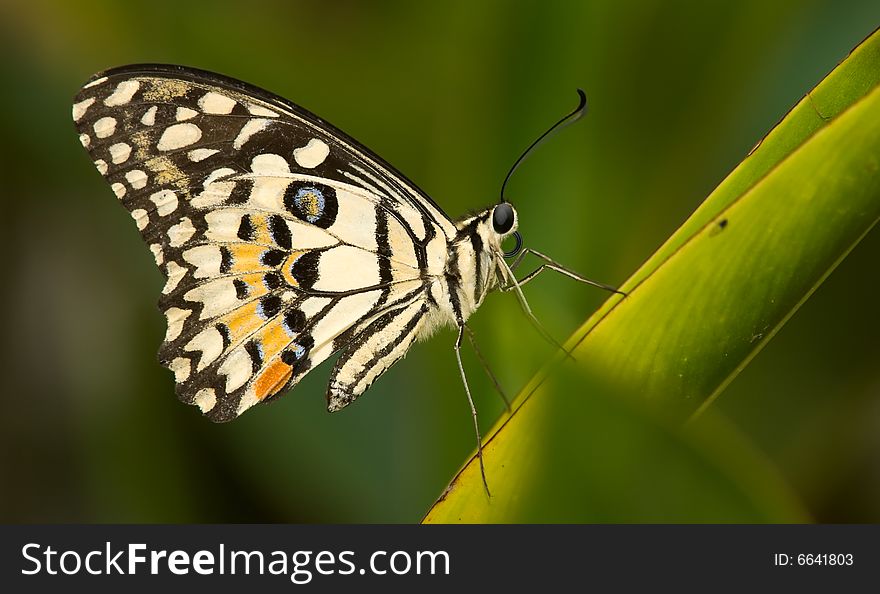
[{"left": 1, "top": 0, "right": 878, "bottom": 523}]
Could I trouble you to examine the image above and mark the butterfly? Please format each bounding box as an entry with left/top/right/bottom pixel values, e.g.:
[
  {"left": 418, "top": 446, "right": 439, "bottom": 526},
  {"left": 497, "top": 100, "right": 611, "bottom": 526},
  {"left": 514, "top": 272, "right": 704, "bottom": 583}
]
[{"left": 72, "top": 64, "right": 618, "bottom": 492}]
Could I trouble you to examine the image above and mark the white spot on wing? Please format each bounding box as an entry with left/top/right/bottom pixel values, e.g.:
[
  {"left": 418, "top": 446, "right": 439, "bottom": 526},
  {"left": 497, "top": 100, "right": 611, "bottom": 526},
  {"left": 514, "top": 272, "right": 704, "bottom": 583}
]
[
  {"left": 188, "top": 148, "right": 219, "bottom": 162},
  {"left": 204, "top": 168, "right": 237, "bottom": 185},
  {"left": 109, "top": 142, "right": 132, "bottom": 164},
  {"left": 185, "top": 326, "right": 224, "bottom": 371},
  {"left": 164, "top": 307, "right": 191, "bottom": 341},
  {"left": 157, "top": 123, "right": 202, "bottom": 151},
  {"left": 184, "top": 279, "right": 239, "bottom": 320},
  {"left": 168, "top": 217, "right": 196, "bottom": 247},
  {"left": 199, "top": 92, "right": 236, "bottom": 114},
  {"left": 194, "top": 388, "right": 217, "bottom": 413},
  {"left": 125, "top": 169, "right": 148, "bottom": 189},
  {"left": 112, "top": 183, "right": 127, "bottom": 199},
  {"left": 183, "top": 245, "right": 222, "bottom": 278},
  {"left": 93, "top": 116, "right": 117, "bottom": 138},
  {"left": 191, "top": 168, "right": 236, "bottom": 208},
  {"left": 203, "top": 210, "right": 245, "bottom": 242},
  {"left": 150, "top": 189, "right": 179, "bottom": 216},
  {"left": 233, "top": 118, "right": 270, "bottom": 150},
  {"left": 251, "top": 153, "right": 290, "bottom": 174},
  {"left": 83, "top": 76, "right": 108, "bottom": 89},
  {"left": 163, "top": 261, "right": 186, "bottom": 294},
  {"left": 220, "top": 347, "right": 253, "bottom": 392},
  {"left": 141, "top": 106, "right": 157, "bottom": 126},
  {"left": 131, "top": 208, "right": 148, "bottom": 229},
  {"left": 104, "top": 80, "right": 140, "bottom": 106},
  {"left": 293, "top": 138, "right": 330, "bottom": 169},
  {"left": 176, "top": 106, "right": 198, "bottom": 121},
  {"left": 149, "top": 243, "right": 164, "bottom": 265},
  {"left": 79, "top": 133, "right": 91, "bottom": 148},
  {"left": 169, "top": 357, "right": 191, "bottom": 382},
  {"left": 72, "top": 97, "right": 95, "bottom": 122},
  {"left": 247, "top": 104, "right": 279, "bottom": 117},
  {"left": 246, "top": 154, "right": 292, "bottom": 211},
  {"left": 94, "top": 159, "right": 108, "bottom": 175}
]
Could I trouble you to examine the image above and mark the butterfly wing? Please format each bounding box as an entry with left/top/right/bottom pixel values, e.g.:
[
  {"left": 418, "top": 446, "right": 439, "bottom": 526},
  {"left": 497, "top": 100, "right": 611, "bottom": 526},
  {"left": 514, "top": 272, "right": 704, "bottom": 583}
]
[{"left": 72, "top": 64, "right": 454, "bottom": 421}]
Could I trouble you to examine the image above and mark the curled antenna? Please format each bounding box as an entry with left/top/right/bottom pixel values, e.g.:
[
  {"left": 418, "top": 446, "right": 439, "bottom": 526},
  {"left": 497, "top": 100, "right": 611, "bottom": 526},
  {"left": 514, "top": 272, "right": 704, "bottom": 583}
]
[{"left": 500, "top": 89, "right": 588, "bottom": 203}]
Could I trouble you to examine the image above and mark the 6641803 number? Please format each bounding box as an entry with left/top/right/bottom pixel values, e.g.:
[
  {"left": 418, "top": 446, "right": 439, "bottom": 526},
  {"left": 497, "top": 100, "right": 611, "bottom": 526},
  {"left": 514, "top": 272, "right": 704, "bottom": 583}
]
[{"left": 797, "top": 553, "right": 853, "bottom": 566}]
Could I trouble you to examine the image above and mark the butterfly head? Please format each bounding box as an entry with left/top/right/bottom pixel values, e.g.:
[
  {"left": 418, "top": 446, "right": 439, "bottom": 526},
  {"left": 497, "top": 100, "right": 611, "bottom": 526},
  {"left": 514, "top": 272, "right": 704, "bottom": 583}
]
[{"left": 490, "top": 202, "right": 522, "bottom": 258}]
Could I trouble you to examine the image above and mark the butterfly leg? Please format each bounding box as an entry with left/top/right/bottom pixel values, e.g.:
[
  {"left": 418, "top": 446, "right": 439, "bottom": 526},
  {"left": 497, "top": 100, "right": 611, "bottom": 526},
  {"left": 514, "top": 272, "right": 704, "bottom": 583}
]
[
  {"left": 505, "top": 248, "right": 625, "bottom": 295},
  {"left": 455, "top": 323, "right": 491, "bottom": 497},
  {"left": 506, "top": 246, "right": 531, "bottom": 273},
  {"left": 497, "top": 257, "right": 576, "bottom": 362},
  {"left": 464, "top": 324, "right": 511, "bottom": 412}
]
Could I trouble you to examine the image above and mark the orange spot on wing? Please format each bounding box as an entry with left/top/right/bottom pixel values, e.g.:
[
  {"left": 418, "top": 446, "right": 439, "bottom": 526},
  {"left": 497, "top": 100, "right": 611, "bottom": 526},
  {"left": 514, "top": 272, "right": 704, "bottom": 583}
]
[
  {"left": 260, "top": 322, "right": 290, "bottom": 357},
  {"left": 229, "top": 244, "right": 270, "bottom": 273},
  {"left": 224, "top": 301, "right": 263, "bottom": 337},
  {"left": 281, "top": 251, "right": 306, "bottom": 287},
  {"left": 254, "top": 359, "right": 292, "bottom": 401}
]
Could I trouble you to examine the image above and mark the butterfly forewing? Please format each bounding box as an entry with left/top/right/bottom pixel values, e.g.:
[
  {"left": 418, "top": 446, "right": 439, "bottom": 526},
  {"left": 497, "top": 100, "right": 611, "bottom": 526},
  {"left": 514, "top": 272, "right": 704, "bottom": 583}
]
[{"left": 73, "top": 65, "right": 453, "bottom": 421}]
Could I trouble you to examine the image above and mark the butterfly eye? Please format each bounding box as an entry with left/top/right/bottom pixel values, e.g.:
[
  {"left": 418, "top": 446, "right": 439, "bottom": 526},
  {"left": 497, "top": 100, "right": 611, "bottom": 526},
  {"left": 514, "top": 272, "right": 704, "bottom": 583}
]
[{"left": 492, "top": 203, "right": 515, "bottom": 234}]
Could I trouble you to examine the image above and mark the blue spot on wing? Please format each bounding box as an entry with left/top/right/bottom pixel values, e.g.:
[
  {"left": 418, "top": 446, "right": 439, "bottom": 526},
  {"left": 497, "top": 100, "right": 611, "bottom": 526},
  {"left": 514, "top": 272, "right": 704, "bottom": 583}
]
[
  {"left": 295, "top": 187, "right": 326, "bottom": 224},
  {"left": 283, "top": 182, "right": 338, "bottom": 228}
]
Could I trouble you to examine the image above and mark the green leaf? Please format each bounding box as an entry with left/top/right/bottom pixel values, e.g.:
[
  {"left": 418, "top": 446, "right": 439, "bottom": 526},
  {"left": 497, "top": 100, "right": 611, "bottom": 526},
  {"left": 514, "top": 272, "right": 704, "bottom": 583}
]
[
  {"left": 425, "top": 368, "right": 809, "bottom": 522},
  {"left": 424, "top": 28, "right": 880, "bottom": 523}
]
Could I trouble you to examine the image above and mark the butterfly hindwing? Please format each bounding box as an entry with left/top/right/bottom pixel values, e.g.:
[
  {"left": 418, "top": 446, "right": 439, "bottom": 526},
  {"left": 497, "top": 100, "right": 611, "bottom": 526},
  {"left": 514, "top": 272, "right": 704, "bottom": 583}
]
[
  {"left": 328, "top": 298, "right": 430, "bottom": 411},
  {"left": 73, "top": 64, "right": 453, "bottom": 420}
]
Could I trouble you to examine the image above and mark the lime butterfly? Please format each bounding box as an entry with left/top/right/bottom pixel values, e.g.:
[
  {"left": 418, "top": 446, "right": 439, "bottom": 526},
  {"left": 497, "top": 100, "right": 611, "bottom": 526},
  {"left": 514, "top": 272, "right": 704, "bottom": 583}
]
[{"left": 72, "top": 65, "right": 618, "bottom": 491}]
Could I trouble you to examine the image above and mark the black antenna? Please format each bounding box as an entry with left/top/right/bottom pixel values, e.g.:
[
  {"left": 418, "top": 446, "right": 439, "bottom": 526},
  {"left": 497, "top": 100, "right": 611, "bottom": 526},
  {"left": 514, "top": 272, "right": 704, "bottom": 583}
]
[{"left": 500, "top": 89, "right": 588, "bottom": 203}]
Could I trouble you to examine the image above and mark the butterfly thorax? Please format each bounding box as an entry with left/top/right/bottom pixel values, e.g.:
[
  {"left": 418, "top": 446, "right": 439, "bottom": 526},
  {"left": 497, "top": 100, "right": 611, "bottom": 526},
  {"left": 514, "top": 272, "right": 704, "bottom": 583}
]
[{"left": 437, "top": 208, "right": 513, "bottom": 321}]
